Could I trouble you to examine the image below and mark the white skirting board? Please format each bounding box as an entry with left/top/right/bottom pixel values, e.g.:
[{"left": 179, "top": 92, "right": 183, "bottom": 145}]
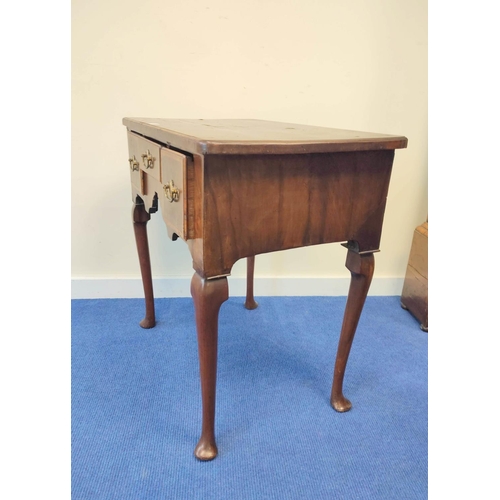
[{"left": 71, "top": 277, "right": 404, "bottom": 299}]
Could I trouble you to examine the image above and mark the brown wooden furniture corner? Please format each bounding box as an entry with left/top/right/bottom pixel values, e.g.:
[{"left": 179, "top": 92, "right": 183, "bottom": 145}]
[{"left": 401, "top": 221, "right": 428, "bottom": 331}]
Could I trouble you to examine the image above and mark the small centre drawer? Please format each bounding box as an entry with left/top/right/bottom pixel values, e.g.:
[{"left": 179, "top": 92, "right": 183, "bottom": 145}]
[{"left": 160, "top": 147, "right": 188, "bottom": 240}]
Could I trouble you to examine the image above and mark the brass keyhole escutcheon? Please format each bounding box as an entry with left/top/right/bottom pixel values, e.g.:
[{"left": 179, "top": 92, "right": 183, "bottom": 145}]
[
  {"left": 141, "top": 150, "right": 155, "bottom": 169},
  {"left": 163, "top": 180, "right": 180, "bottom": 203},
  {"left": 128, "top": 156, "right": 139, "bottom": 171}
]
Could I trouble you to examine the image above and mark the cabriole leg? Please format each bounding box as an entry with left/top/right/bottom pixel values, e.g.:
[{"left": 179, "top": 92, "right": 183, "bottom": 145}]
[
  {"left": 331, "top": 250, "right": 375, "bottom": 412},
  {"left": 244, "top": 256, "right": 258, "bottom": 310},
  {"left": 191, "top": 272, "right": 229, "bottom": 461},
  {"left": 132, "top": 201, "right": 155, "bottom": 329}
]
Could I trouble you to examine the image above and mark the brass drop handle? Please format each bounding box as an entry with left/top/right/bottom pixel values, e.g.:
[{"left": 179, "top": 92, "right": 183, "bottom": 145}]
[
  {"left": 163, "top": 180, "right": 180, "bottom": 203},
  {"left": 141, "top": 150, "right": 155, "bottom": 169},
  {"left": 128, "top": 156, "right": 139, "bottom": 171}
]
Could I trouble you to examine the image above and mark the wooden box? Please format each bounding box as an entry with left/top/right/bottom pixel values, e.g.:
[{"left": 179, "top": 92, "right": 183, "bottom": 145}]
[{"left": 401, "top": 221, "right": 428, "bottom": 331}]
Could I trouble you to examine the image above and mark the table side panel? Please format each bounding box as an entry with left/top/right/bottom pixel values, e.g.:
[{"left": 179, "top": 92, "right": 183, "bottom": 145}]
[{"left": 201, "top": 150, "right": 395, "bottom": 278}]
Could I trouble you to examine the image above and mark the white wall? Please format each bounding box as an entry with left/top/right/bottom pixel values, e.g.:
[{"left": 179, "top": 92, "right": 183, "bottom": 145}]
[{"left": 72, "top": 0, "right": 427, "bottom": 296}]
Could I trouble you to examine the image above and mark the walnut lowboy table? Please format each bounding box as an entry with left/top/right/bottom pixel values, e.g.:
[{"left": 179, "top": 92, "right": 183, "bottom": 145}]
[{"left": 123, "top": 118, "right": 407, "bottom": 461}]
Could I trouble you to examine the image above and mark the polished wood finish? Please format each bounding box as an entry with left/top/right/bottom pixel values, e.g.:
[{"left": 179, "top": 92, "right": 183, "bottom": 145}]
[
  {"left": 159, "top": 146, "right": 188, "bottom": 240},
  {"left": 331, "top": 250, "right": 375, "bottom": 411},
  {"left": 200, "top": 150, "right": 393, "bottom": 278},
  {"left": 132, "top": 201, "right": 155, "bottom": 329},
  {"left": 126, "top": 132, "right": 144, "bottom": 195},
  {"left": 123, "top": 118, "right": 407, "bottom": 155},
  {"left": 190, "top": 273, "right": 229, "bottom": 461},
  {"left": 401, "top": 221, "right": 428, "bottom": 331},
  {"left": 125, "top": 118, "right": 407, "bottom": 460},
  {"left": 127, "top": 130, "right": 161, "bottom": 183},
  {"left": 244, "top": 256, "right": 258, "bottom": 310}
]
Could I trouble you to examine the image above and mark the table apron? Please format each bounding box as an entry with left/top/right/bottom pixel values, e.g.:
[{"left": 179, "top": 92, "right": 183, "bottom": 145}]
[{"left": 197, "top": 150, "right": 395, "bottom": 278}]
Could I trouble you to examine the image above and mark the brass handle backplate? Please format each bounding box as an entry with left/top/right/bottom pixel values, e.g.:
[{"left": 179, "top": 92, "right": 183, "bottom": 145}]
[
  {"left": 163, "top": 180, "right": 180, "bottom": 203},
  {"left": 128, "top": 156, "right": 139, "bottom": 171},
  {"left": 141, "top": 150, "right": 155, "bottom": 169}
]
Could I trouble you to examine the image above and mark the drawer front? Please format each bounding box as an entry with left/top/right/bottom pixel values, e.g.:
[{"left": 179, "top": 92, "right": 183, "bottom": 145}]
[
  {"left": 160, "top": 147, "right": 187, "bottom": 239},
  {"left": 126, "top": 132, "right": 145, "bottom": 194},
  {"left": 127, "top": 131, "right": 161, "bottom": 182}
]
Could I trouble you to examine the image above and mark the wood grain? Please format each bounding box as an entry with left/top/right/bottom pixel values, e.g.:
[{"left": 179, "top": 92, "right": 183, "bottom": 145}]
[
  {"left": 125, "top": 117, "right": 407, "bottom": 460},
  {"left": 132, "top": 202, "right": 155, "bottom": 329},
  {"left": 401, "top": 221, "right": 428, "bottom": 330},
  {"left": 127, "top": 131, "right": 161, "bottom": 182},
  {"left": 199, "top": 150, "right": 394, "bottom": 278},
  {"left": 123, "top": 118, "right": 408, "bottom": 156},
  {"left": 331, "top": 250, "right": 375, "bottom": 411},
  {"left": 244, "top": 256, "right": 258, "bottom": 310},
  {"left": 159, "top": 147, "right": 188, "bottom": 240},
  {"left": 190, "top": 273, "right": 229, "bottom": 461}
]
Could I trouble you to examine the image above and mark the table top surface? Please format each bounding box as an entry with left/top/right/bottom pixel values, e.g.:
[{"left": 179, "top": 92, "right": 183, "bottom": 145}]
[{"left": 123, "top": 118, "right": 408, "bottom": 155}]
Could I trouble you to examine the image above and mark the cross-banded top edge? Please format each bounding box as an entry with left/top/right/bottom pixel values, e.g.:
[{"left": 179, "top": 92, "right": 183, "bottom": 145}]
[{"left": 123, "top": 118, "right": 408, "bottom": 155}]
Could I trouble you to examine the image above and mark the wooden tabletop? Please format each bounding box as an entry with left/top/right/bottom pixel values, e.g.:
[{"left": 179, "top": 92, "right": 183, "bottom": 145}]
[{"left": 123, "top": 118, "right": 408, "bottom": 155}]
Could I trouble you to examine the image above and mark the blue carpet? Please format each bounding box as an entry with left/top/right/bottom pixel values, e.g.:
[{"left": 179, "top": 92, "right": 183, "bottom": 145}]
[{"left": 72, "top": 296, "right": 427, "bottom": 500}]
